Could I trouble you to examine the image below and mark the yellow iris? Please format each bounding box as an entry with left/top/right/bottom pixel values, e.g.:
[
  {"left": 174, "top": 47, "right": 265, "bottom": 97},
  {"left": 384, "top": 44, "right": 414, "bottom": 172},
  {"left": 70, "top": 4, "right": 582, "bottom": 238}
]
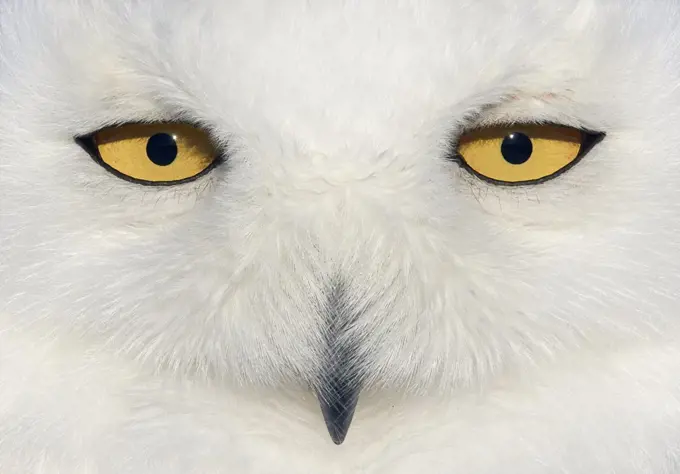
[
  {"left": 91, "top": 123, "right": 218, "bottom": 185},
  {"left": 456, "top": 124, "right": 589, "bottom": 184}
]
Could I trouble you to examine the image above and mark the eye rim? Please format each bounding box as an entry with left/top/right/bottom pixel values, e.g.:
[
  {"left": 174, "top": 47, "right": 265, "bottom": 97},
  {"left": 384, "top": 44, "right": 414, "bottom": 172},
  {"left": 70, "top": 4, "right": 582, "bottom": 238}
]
[
  {"left": 448, "top": 122, "right": 606, "bottom": 187},
  {"left": 75, "top": 120, "right": 225, "bottom": 187}
]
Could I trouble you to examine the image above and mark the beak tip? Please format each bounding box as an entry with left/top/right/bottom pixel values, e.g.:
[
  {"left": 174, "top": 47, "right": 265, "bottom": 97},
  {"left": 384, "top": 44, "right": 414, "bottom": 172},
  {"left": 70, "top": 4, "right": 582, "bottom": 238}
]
[
  {"left": 329, "top": 428, "right": 347, "bottom": 445},
  {"left": 317, "top": 388, "right": 359, "bottom": 446}
]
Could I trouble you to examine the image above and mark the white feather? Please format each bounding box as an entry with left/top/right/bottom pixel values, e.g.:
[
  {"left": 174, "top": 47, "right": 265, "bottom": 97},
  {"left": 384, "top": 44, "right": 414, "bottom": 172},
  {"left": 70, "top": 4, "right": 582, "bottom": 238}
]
[{"left": 2, "top": 0, "right": 680, "bottom": 471}]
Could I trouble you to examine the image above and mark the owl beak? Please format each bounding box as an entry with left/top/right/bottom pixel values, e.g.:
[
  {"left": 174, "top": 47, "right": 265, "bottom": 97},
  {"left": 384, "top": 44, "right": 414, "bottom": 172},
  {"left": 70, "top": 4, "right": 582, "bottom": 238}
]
[
  {"left": 316, "top": 380, "right": 360, "bottom": 445},
  {"left": 317, "top": 278, "right": 361, "bottom": 444}
]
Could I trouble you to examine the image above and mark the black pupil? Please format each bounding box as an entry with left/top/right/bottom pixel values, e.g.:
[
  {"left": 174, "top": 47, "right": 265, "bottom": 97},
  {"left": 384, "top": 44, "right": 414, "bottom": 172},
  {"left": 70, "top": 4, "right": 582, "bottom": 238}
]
[
  {"left": 500, "top": 132, "right": 533, "bottom": 165},
  {"left": 146, "top": 133, "right": 178, "bottom": 166}
]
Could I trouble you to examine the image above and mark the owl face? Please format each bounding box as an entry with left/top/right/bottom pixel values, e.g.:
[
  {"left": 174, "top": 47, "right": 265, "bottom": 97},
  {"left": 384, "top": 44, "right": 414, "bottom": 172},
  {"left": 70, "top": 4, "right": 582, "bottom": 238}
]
[{"left": 1, "top": 0, "right": 680, "bottom": 443}]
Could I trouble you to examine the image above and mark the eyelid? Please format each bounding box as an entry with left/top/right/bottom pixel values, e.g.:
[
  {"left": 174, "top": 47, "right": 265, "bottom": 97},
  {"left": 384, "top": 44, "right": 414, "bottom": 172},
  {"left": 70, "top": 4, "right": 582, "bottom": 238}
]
[
  {"left": 452, "top": 120, "right": 604, "bottom": 150},
  {"left": 456, "top": 89, "right": 602, "bottom": 134}
]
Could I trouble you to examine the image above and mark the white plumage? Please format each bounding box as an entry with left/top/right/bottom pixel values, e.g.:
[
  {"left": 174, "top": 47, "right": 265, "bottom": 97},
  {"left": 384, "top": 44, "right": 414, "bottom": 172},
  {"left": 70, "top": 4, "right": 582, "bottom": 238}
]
[{"left": 2, "top": 0, "right": 680, "bottom": 472}]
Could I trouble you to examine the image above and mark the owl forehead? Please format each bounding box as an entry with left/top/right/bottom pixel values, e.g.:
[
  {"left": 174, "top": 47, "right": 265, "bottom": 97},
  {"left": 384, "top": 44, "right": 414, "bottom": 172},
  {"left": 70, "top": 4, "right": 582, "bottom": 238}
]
[
  {"left": 44, "top": 0, "right": 601, "bottom": 143},
  {"left": 4, "top": 0, "right": 664, "bottom": 155},
  {"left": 124, "top": 1, "right": 584, "bottom": 95}
]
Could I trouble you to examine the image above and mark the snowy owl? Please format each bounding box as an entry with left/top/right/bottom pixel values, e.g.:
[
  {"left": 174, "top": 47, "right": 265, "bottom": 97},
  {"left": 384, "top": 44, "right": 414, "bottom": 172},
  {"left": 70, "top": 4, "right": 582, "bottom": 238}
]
[{"left": 2, "top": 0, "right": 680, "bottom": 472}]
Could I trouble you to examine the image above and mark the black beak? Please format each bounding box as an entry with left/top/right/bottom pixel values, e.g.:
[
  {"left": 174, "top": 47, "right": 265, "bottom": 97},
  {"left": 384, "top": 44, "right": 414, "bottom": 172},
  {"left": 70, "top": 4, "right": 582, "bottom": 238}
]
[
  {"left": 318, "top": 277, "right": 361, "bottom": 445},
  {"left": 316, "top": 374, "right": 360, "bottom": 445}
]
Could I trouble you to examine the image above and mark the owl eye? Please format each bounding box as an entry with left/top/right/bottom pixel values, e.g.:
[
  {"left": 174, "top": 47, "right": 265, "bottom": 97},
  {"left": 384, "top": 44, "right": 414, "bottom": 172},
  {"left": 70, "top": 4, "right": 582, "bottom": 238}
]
[
  {"left": 77, "top": 123, "right": 220, "bottom": 185},
  {"left": 453, "top": 124, "right": 604, "bottom": 185}
]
